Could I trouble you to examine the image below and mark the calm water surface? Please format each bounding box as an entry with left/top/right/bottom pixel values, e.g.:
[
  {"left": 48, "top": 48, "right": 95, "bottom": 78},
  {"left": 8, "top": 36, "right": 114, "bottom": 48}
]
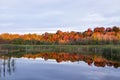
[{"left": 0, "top": 57, "right": 120, "bottom": 80}]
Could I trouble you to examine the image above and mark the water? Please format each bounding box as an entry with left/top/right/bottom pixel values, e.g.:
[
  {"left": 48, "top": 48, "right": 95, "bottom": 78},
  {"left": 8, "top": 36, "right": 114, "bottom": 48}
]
[{"left": 0, "top": 53, "right": 120, "bottom": 80}]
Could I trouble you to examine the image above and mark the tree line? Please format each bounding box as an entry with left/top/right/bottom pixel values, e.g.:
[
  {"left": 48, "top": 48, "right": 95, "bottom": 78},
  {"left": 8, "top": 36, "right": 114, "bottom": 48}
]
[{"left": 0, "top": 26, "right": 120, "bottom": 45}]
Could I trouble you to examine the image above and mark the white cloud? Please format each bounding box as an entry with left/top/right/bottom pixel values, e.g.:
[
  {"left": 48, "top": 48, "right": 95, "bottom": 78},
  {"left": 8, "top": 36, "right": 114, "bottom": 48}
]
[
  {"left": 82, "top": 13, "right": 106, "bottom": 22},
  {"left": 0, "top": 14, "right": 15, "bottom": 19},
  {"left": 0, "top": 0, "right": 65, "bottom": 8},
  {"left": 0, "top": 0, "right": 120, "bottom": 33},
  {"left": 0, "top": 6, "right": 8, "bottom": 10},
  {"left": 38, "top": 11, "right": 64, "bottom": 17},
  {"left": 0, "top": 22, "right": 15, "bottom": 27}
]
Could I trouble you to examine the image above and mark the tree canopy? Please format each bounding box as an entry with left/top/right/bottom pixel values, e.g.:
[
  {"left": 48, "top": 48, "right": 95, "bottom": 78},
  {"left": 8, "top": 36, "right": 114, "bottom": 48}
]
[{"left": 0, "top": 26, "right": 120, "bottom": 45}]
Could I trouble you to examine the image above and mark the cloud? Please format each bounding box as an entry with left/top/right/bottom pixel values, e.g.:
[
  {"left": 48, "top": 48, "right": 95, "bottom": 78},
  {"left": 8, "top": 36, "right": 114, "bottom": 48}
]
[
  {"left": 0, "top": 0, "right": 65, "bottom": 8},
  {"left": 0, "top": 14, "right": 15, "bottom": 19},
  {"left": 0, "top": 0, "right": 120, "bottom": 33},
  {"left": 0, "top": 22, "right": 14, "bottom": 27},
  {"left": 0, "top": 27, "right": 73, "bottom": 34},
  {"left": 81, "top": 13, "right": 106, "bottom": 22}
]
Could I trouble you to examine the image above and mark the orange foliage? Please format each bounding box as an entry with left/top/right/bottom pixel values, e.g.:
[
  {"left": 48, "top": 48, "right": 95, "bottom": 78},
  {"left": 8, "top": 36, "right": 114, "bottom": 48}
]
[
  {"left": 22, "top": 52, "right": 120, "bottom": 68},
  {"left": 0, "top": 26, "right": 120, "bottom": 44}
]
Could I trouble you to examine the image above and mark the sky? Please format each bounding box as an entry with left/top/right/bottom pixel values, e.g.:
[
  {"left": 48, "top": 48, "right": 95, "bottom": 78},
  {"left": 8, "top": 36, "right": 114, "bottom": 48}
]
[{"left": 0, "top": 0, "right": 120, "bottom": 34}]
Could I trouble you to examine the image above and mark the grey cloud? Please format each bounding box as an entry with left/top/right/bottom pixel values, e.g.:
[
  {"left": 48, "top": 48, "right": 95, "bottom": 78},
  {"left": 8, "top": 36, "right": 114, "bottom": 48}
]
[{"left": 0, "top": 0, "right": 120, "bottom": 33}]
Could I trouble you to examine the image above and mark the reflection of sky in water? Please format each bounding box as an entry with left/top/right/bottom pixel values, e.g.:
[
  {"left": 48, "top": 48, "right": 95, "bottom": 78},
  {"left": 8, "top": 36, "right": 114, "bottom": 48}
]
[{"left": 0, "top": 58, "right": 120, "bottom": 80}]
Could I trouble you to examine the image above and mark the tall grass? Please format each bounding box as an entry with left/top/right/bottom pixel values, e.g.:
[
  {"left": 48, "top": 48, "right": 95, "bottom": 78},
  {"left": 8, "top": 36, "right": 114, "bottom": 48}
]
[{"left": 0, "top": 44, "right": 120, "bottom": 54}]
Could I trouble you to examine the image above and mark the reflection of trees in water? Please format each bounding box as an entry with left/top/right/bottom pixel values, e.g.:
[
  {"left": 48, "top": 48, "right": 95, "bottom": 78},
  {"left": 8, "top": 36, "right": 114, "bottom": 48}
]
[
  {"left": 22, "top": 52, "right": 120, "bottom": 68},
  {"left": 0, "top": 56, "right": 15, "bottom": 77},
  {"left": 1, "top": 52, "right": 120, "bottom": 71},
  {"left": 102, "top": 52, "right": 120, "bottom": 62}
]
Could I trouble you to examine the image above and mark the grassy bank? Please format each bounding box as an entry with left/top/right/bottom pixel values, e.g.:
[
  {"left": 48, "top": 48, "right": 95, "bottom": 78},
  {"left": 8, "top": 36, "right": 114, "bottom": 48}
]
[{"left": 0, "top": 44, "right": 120, "bottom": 54}]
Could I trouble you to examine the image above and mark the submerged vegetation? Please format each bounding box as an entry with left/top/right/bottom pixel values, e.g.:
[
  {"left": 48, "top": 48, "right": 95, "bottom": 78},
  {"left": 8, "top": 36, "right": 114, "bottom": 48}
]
[{"left": 0, "top": 26, "right": 120, "bottom": 45}]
